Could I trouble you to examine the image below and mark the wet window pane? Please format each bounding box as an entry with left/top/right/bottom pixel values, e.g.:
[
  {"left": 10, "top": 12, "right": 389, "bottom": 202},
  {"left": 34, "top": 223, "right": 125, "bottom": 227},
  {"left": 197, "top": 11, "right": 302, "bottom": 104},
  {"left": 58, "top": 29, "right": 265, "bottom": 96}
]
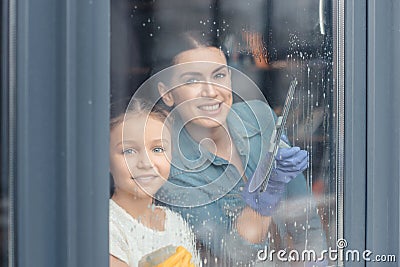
[{"left": 111, "top": 1, "right": 339, "bottom": 266}]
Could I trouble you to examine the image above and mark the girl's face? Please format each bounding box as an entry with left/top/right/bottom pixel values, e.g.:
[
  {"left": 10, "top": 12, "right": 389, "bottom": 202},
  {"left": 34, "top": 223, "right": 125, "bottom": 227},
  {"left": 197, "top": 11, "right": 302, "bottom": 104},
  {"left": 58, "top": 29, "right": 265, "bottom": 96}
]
[
  {"left": 159, "top": 47, "right": 233, "bottom": 130},
  {"left": 109, "top": 114, "right": 171, "bottom": 199}
]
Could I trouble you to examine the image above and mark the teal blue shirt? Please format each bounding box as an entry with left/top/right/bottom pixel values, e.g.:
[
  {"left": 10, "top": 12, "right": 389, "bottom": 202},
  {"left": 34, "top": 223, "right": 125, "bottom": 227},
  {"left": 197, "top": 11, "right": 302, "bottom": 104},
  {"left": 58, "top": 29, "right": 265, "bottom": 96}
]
[{"left": 157, "top": 100, "right": 326, "bottom": 265}]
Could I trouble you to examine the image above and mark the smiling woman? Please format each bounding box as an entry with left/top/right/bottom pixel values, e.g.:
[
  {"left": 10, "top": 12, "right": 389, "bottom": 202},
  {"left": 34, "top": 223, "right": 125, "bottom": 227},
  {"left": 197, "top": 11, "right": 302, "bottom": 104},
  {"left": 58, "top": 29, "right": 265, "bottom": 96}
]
[{"left": 136, "top": 31, "right": 326, "bottom": 266}]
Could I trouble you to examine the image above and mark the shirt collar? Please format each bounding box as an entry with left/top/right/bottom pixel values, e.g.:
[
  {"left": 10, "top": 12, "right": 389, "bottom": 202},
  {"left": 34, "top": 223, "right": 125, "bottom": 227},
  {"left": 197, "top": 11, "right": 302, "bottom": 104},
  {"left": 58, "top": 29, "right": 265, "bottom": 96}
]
[
  {"left": 172, "top": 102, "right": 261, "bottom": 170},
  {"left": 227, "top": 105, "right": 261, "bottom": 138},
  {"left": 172, "top": 121, "right": 221, "bottom": 170}
]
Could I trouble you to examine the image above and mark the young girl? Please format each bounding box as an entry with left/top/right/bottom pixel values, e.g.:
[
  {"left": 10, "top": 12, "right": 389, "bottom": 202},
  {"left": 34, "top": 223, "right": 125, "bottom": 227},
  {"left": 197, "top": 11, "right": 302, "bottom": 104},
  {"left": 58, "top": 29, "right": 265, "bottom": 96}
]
[{"left": 109, "top": 98, "right": 200, "bottom": 267}]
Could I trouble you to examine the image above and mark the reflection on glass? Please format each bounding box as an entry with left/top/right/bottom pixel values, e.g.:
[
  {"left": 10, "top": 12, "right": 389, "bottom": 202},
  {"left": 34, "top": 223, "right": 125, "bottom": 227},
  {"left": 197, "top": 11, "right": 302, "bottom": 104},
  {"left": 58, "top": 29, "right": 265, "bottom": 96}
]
[{"left": 111, "top": 1, "right": 338, "bottom": 266}]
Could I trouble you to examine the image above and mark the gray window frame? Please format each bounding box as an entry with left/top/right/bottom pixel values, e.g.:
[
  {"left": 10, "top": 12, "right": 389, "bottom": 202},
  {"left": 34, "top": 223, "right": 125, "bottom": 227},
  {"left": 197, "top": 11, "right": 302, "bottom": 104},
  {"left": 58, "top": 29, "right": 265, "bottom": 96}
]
[
  {"left": 364, "top": 0, "right": 399, "bottom": 263},
  {"left": 345, "top": 1, "right": 400, "bottom": 266},
  {"left": 9, "top": 0, "right": 110, "bottom": 266}
]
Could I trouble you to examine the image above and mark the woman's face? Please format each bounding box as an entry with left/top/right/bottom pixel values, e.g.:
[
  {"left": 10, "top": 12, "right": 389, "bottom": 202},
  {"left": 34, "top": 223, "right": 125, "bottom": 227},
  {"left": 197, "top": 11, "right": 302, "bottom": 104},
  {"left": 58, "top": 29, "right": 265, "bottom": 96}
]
[
  {"left": 109, "top": 114, "right": 171, "bottom": 199},
  {"left": 160, "top": 47, "right": 233, "bottom": 130}
]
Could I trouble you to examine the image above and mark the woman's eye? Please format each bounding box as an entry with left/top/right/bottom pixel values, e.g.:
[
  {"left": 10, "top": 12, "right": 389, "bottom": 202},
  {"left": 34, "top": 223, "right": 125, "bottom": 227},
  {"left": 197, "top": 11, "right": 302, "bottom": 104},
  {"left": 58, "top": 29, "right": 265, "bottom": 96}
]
[
  {"left": 152, "top": 147, "right": 165, "bottom": 153},
  {"left": 214, "top": 73, "right": 226, "bottom": 79},
  {"left": 122, "top": 148, "right": 136, "bottom": 155}
]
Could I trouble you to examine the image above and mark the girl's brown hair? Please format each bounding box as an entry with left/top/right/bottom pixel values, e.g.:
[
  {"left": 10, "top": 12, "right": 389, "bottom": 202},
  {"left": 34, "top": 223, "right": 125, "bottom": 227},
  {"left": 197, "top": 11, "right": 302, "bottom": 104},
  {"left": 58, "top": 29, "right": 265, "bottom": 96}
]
[{"left": 110, "top": 97, "right": 170, "bottom": 130}]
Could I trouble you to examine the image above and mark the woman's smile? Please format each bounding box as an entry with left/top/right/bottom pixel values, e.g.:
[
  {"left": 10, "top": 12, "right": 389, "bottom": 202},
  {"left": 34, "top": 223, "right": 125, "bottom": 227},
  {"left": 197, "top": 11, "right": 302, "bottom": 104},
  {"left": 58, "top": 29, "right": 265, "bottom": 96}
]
[{"left": 197, "top": 101, "right": 222, "bottom": 114}]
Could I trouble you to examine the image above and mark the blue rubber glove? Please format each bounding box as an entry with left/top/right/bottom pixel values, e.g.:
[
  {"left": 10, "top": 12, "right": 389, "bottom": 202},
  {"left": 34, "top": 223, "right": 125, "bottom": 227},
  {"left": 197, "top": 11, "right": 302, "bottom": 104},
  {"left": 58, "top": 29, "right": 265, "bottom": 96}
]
[{"left": 242, "top": 146, "right": 308, "bottom": 216}]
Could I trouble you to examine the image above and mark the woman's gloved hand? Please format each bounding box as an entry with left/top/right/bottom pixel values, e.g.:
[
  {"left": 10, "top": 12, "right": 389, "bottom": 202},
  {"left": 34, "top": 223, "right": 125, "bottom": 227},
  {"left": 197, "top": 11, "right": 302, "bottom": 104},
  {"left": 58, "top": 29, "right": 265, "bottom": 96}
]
[{"left": 242, "top": 147, "right": 308, "bottom": 216}]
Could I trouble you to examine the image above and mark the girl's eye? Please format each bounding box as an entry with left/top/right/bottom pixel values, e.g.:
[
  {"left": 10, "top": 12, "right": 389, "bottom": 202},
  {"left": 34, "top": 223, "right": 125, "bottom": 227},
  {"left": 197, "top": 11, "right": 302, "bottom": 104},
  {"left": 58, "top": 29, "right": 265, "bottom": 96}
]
[
  {"left": 122, "top": 148, "right": 136, "bottom": 155},
  {"left": 185, "top": 78, "right": 200, "bottom": 84},
  {"left": 152, "top": 147, "right": 165, "bottom": 153}
]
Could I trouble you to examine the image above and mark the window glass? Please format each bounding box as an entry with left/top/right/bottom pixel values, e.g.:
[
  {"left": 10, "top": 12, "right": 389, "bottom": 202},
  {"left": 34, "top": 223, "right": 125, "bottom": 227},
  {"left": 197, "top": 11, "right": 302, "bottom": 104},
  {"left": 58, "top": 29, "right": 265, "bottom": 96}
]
[{"left": 111, "top": 1, "right": 339, "bottom": 266}]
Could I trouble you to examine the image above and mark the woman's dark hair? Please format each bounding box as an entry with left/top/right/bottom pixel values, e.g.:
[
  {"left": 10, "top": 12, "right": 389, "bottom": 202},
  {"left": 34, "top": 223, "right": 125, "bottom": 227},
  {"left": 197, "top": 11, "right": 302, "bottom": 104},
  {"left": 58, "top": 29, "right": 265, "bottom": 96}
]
[{"left": 151, "top": 30, "right": 230, "bottom": 75}]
